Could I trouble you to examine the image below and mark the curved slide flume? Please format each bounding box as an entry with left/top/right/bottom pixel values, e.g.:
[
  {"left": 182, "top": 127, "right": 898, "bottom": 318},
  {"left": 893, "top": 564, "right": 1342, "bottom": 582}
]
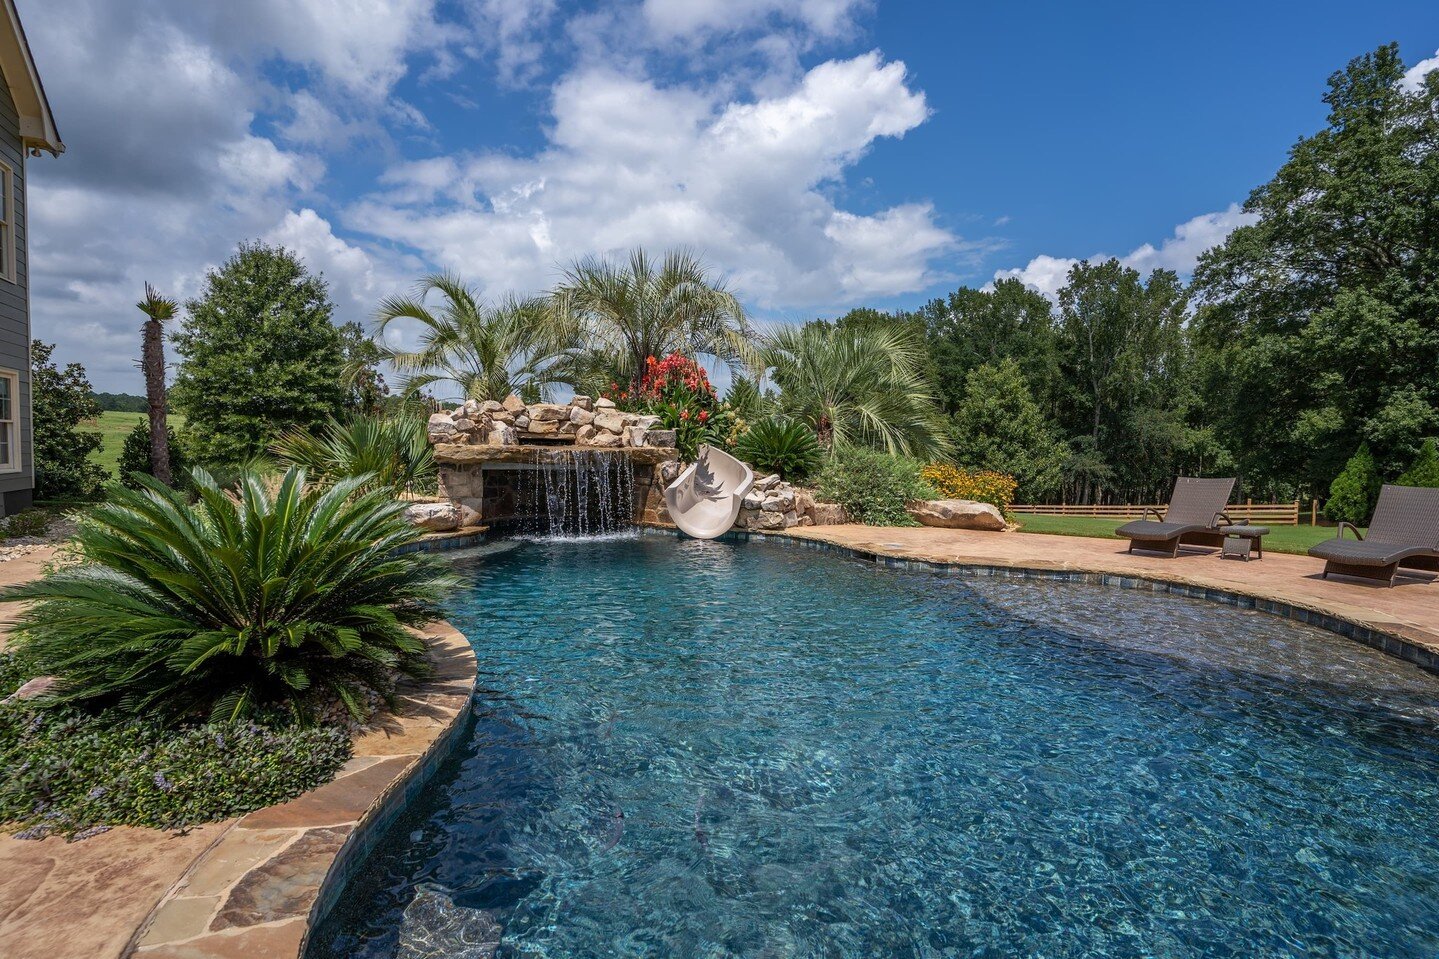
[{"left": 663, "top": 444, "right": 754, "bottom": 539}]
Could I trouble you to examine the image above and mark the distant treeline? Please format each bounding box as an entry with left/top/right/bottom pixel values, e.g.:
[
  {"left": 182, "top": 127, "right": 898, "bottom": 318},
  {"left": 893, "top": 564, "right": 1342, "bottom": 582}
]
[{"left": 91, "top": 392, "right": 148, "bottom": 413}]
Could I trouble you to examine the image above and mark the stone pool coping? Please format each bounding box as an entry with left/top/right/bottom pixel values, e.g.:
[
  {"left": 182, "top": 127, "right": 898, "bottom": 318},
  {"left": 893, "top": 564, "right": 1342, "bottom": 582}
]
[{"left": 640, "top": 523, "right": 1439, "bottom": 673}]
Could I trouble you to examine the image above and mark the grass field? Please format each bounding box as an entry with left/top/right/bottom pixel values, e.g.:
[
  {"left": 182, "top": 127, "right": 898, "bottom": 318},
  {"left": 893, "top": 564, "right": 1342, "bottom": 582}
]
[
  {"left": 1011, "top": 512, "right": 1350, "bottom": 556},
  {"left": 85, "top": 410, "right": 187, "bottom": 479}
]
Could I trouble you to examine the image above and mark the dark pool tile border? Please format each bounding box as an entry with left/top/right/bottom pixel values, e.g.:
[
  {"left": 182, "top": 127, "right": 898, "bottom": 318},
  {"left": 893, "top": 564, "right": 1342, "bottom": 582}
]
[
  {"left": 393, "top": 528, "right": 490, "bottom": 555},
  {"left": 639, "top": 526, "right": 1439, "bottom": 677}
]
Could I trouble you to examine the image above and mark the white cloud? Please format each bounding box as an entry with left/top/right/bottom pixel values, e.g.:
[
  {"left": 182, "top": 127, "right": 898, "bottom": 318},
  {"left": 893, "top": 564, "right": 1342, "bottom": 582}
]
[
  {"left": 992, "top": 204, "right": 1257, "bottom": 299},
  {"left": 642, "top": 0, "right": 868, "bottom": 41},
  {"left": 464, "top": 0, "right": 559, "bottom": 85},
  {"left": 1401, "top": 49, "right": 1439, "bottom": 93},
  {"left": 347, "top": 52, "right": 957, "bottom": 308},
  {"left": 21, "top": 0, "right": 431, "bottom": 385},
  {"left": 263, "top": 209, "right": 419, "bottom": 327}
]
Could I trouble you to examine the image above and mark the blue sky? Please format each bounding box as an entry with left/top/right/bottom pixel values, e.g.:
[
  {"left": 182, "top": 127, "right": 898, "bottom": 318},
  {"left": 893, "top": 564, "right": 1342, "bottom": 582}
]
[{"left": 20, "top": 0, "right": 1439, "bottom": 391}]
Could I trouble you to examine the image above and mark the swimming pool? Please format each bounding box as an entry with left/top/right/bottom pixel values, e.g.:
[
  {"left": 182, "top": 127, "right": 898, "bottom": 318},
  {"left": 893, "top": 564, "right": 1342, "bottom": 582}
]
[{"left": 309, "top": 535, "right": 1439, "bottom": 958}]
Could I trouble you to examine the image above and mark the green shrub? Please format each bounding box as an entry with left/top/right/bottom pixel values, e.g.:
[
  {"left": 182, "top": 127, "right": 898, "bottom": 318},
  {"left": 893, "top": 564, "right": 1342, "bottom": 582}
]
[
  {"left": 0, "top": 654, "right": 350, "bottom": 839},
  {"left": 0, "top": 509, "right": 54, "bottom": 540},
  {"left": 734, "top": 417, "right": 823, "bottom": 481},
  {"left": 32, "top": 341, "right": 108, "bottom": 501},
  {"left": 2, "top": 467, "right": 453, "bottom": 724},
  {"left": 270, "top": 413, "right": 435, "bottom": 494},
  {"left": 816, "top": 445, "right": 936, "bottom": 526},
  {"left": 1325, "top": 443, "right": 1380, "bottom": 524},
  {"left": 119, "top": 420, "right": 189, "bottom": 489},
  {"left": 1397, "top": 438, "right": 1439, "bottom": 488}
]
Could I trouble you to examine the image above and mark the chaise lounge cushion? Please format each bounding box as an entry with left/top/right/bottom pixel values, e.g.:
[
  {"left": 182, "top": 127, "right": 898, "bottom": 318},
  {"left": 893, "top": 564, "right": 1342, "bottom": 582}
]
[
  {"left": 1307, "top": 538, "right": 1434, "bottom": 568},
  {"left": 1115, "top": 520, "right": 1199, "bottom": 542}
]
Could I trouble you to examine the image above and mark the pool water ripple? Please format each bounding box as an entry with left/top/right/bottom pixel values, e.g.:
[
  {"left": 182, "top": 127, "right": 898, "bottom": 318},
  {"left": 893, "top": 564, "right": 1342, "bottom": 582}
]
[{"left": 309, "top": 536, "right": 1439, "bottom": 958}]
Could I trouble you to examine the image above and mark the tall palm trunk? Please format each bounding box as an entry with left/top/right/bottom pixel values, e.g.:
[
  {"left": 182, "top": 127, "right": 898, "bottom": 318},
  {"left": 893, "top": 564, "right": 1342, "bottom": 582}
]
[
  {"left": 137, "top": 283, "right": 178, "bottom": 486},
  {"left": 142, "top": 317, "right": 171, "bottom": 485}
]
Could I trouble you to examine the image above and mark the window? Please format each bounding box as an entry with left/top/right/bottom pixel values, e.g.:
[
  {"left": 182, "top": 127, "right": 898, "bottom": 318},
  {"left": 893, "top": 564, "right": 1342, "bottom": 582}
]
[
  {"left": 0, "top": 162, "right": 13, "bottom": 283},
  {"left": 0, "top": 370, "right": 16, "bottom": 471}
]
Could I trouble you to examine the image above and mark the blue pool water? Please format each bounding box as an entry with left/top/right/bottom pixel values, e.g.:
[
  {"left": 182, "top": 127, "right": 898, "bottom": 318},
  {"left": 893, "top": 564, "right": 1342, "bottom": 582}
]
[{"left": 309, "top": 535, "right": 1439, "bottom": 958}]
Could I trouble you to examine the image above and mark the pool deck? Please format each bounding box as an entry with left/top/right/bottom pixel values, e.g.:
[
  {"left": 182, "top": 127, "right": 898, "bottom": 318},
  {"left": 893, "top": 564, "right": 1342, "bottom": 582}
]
[{"left": 2, "top": 525, "right": 1438, "bottom": 959}]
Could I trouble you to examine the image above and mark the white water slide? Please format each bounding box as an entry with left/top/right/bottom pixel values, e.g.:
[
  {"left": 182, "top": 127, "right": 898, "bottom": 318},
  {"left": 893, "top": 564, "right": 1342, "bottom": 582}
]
[{"left": 663, "top": 444, "right": 755, "bottom": 539}]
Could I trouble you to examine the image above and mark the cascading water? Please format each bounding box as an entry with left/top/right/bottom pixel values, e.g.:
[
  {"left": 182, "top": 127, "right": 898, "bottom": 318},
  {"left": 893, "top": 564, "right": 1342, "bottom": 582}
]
[{"left": 512, "top": 449, "right": 636, "bottom": 537}]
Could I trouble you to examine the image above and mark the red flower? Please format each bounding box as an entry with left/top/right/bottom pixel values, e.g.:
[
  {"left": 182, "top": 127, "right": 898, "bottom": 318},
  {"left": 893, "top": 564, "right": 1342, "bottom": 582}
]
[
  {"left": 697, "top": 410, "right": 709, "bottom": 423},
  {"left": 680, "top": 409, "right": 691, "bottom": 421}
]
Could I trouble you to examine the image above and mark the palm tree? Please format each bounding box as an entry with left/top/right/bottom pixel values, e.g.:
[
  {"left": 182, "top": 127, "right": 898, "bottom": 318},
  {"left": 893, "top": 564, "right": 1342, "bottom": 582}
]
[
  {"left": 761, "top": 319, "right": 950, "bottom": 460},
  {"left": 552, "top": 248, "right": 753, "bottom": 387},
  {"left": 136, "top": 283, "right": 179, "bottom": 485},
  {"left": 376, "top": 273, "right": 576, "bottom": 402}
]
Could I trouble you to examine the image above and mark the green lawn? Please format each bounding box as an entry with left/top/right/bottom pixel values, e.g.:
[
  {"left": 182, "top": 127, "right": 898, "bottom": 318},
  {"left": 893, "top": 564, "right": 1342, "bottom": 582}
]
[
  {"left": 1012, "top": 513, "right": 1350, "bottom": 556},
  {"left": 85, "top": 410, "right": 187, "bottom": 479}
]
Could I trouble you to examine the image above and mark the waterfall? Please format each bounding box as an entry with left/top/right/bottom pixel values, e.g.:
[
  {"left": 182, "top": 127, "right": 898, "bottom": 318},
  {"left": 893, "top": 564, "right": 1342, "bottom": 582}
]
[{"left": 516, "top": 449, "right": 636, "bottom": 537}]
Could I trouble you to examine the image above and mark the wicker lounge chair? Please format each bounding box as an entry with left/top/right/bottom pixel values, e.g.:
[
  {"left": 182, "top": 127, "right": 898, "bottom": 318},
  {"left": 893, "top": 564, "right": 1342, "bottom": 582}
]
[
  {"left": 1115, "top": 477, "right": 1237, "bottom": 557},
  {"left": 1308, "top": 485, "right": 1439, "bottom": 586}
]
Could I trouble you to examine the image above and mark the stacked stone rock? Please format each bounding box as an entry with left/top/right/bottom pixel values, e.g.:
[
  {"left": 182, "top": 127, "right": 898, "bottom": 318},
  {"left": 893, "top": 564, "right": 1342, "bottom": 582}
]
[
  {"left": 425, "top": 394, "right": 677, "bottom": 450},
  {"left": 732, "top": 473, "right": 849, "bottom": 531}
]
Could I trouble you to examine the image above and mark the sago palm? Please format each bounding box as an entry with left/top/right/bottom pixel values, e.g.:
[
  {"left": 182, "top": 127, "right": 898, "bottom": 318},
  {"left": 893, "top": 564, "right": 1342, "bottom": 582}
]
[
  {"left": 762, "top": 320, "right": 950, "bottom": 460},
  {"left": 271, "top": 413, "right": 435, "bottom": 494},
  {"left": 2, "top": 468, "right": 453, "bottom": 724},
  {"left": 377, "top": 273, "right": 576, "bottom": 402},
  {"left": 552, "top": 247, "right": 754, "bottom": 386}
]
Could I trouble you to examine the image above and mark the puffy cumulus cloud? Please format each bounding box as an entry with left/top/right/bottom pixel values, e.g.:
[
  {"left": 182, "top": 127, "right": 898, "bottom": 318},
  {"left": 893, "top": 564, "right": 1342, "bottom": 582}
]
[
  {"left": 1401, "top": 49, "right": 1439, "bottom": 93},
  {"left": 346, "top": 52, "right": 958, "bottom": 308},
  {"left": 263, "top": 209, "right": 421, "bottom": 330},
  {"left": 20, "top": 0, "right": 411, "bottom": 390},
  {"left": 992, "top": 205, "right": 1256, "bottom": 299}
]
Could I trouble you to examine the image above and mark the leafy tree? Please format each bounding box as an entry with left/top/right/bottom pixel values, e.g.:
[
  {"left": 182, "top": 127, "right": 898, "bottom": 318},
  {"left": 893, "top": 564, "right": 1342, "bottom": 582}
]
[
  {"left": 1194, "top": 44, "right": 1439, "bottom": 492},
  {"left": 171, "top": 242, "right": 345, "bottom": 466},
  {"left": 919, "top": 279, "right": 1060, "bottom": 416},
  {"left": 136, "top": 283, "right": 178, "bottom": 485},
  {"left": 553, "top": 248, "right": 752, "bottom": 386},
  {"left": 1056, "top": 260, "right": 1198, "bottom": 502},
  {"left": 338, "top": 321, "right": 389, "bottom": 416},
  {"left": 90, "top": 392, "right": 147, "bottom": 412},
  {"left": 3, "top": 467, "right": 452, "bottom": 723},
  {"left": 119, "top": 420, "right": 188, "bottom": 489},
  {"left": 1396, "top": 438, "right": 1439, "bottom": 488},
  {"left": 378, "top": 274, "right": 574, "bottom": 403},
  {"left": 763, "top": 319, "right": 949, "bottom": 459},
  {"left": 949, "top": 360, "right": 1066, "bottom": 500},
  {"left": 31, "top": 341, "right": 107, "bottom": 501},
  {"left": 1325, "top": 443, "right": 1380, "bottom": 524}
]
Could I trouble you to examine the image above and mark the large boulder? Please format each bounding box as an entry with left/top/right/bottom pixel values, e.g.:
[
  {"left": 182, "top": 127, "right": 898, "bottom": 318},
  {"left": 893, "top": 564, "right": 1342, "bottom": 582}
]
[
  {"left": 907, "top": 499, "right": 1006, "bottom": 531},
  {"left": 593, "top": 410, "right": 626, "bottom": 433},
  {"left": 501, "top": 394, "right": 527, "bottom": 413},
  {"left": 809, "top": 503, "right": 848, "bottom": 526},
  {"left": 404, "top": 502, "right": 461, "bottom": 532}
]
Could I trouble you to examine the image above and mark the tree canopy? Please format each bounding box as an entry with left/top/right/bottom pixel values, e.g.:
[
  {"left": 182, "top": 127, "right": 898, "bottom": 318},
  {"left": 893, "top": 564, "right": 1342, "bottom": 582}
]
[{"left": 171, "top": 242, "right": 345, "bottom": 466}]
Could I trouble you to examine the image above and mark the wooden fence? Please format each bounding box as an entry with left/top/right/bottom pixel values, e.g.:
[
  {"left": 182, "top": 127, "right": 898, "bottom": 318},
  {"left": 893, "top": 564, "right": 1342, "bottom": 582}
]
[{"left": 1010, "top": 500, "right": 1303, "bottom": 525}]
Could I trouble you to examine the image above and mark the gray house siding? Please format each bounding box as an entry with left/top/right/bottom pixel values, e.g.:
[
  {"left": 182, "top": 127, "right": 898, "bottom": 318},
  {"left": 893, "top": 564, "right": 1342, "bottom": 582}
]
[{"left": 0, "top": 74, "right": 29, "bottom": 514}]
